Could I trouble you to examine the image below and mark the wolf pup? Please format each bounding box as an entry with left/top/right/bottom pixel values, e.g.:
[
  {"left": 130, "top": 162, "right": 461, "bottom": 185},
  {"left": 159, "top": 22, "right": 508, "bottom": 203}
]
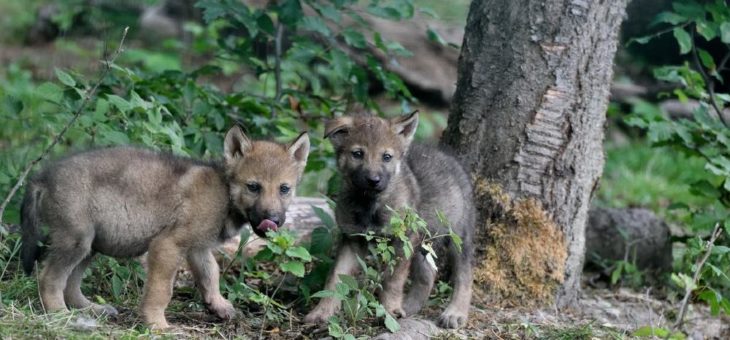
[
  {"left": 304, "top": 112, "right": 475, "bottom": 328},
  {"left": 21, "top": 126, "right": 309, "bottom": 329}
]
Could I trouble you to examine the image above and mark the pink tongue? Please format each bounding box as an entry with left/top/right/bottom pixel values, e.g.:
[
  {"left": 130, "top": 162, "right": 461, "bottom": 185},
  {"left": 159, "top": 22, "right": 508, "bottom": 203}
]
[{"left": 257, "top": 219, "right": 278, "bottom": 232}]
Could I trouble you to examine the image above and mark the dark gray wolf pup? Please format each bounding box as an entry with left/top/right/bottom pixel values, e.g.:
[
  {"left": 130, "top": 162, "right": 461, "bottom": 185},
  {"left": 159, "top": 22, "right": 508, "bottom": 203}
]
[
  {"left": 21, "top": 126, "right": 309, "bottom": 329},
  {"left": 304, "top": 112, "right": 475, "bottom": 328}
]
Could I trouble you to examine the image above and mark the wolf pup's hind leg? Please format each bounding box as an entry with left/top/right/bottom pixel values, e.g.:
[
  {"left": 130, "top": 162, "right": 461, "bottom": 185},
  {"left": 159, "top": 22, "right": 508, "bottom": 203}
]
[
  {"left": 402, "top": 252, "right": 437, "bottom": 316},
  {"left": 40, "top": 229, "right": 94, "bottom": 313},
  {"left": 63, "top": 254, "right": 119, "bottom": 316},
  {"left": 437, "top": 242, "right": 473, "bottom": 329}
]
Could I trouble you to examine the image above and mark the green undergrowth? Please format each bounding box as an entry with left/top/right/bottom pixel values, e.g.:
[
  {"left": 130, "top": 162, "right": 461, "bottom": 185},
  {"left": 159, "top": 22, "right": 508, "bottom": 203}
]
[{"left": 597, "top": 137, "right": 714, "bottom": 222}]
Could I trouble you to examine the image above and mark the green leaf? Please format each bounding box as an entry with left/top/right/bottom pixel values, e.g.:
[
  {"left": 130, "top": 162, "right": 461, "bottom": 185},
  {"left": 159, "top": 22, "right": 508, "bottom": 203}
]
[
  {"left": 256, "top": 13, "right": 275, "bottom": 35},
  {"left": 313, "top": 3, "right": 341, "bottom": 23},
  {"left": 426, "top": 27, "right": 446, "bottom": 45},
  {"left": 697, "top": 48, "right": 716, "bottom": 70},
  {"left": 672, "top": 2, "right": 705, "bottom": 20},
  {"left": 54, "top": 68, "right": 76, "bottom": 87},
  {"left": 672, "top": 27, "right": 692, "bottom": 55},
  {"left": 335, "top": 281, "right": 350, "bottom": 297},
  {"left": 342, "top": 28, "right": 367, "bottom": 49},
  {"left": 285, "top": 246, "right": 312, "bottom": 262},
  {"left": 312, "top": 206, "right": 336, "bottom": 229},
  {"left": 367, "top": 5, "right": 402, "bottom": 20},
  {"left": 712, "top": 245, "right": 730, "bottom": 255},
  {"left": 647, "top": 121, "right": 674, "bottom": 143},
  {"left": 107, "top": 94, "right": 132, "bottom": 113},
  {"left": 195, "top": 0, "right": 228, "bottom": 23},
  {"left": 311, "top": 289, "right": 337, "bottom": 299},
  {"left": 611, "top": 263, "right": 623, "bottom": 285},
  {"left": 309, "top": 226, "right": 334, "bottom": 257},
  {"left": 650, "top": 11, "right": 686, "bottom": 26},
  {"left": 111, "top": 275, "right": 123, "bottom": 298},
  {"left": 338, "top": 274, "right": 358, "bottom": 290},
  {"left": 328, "top": 321, "right": 344, "bottom": 337},
  {"left": 101, "top": 129, "right": 130, "bottom": 145},
  {"left": 280, "top": 261, "right": 305, "bottom": 277},
  {"left": 720, "top": 22, "right": 730, "bottom": 44},
  {"left": 384, "top": 313, "right": 401, "bottom": 332},
  {"left": 386, "top": 41, "right": 412, "bottom": 57},
  {"left": 36, "top": 82, "right": 63, "bottom": 103},
  {"left": 299, "top": 16, "right": 330, "bottom": 36},
  {"left": 277, "top": 0, "right": 303, "bottom": 27},
  {"left": 696, "top": 21, "right": 718, "bottom": 41}
]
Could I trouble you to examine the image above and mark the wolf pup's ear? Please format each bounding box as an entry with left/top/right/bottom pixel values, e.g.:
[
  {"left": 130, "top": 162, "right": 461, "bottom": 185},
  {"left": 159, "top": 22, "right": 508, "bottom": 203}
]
[
  {"left": 224, "top": 125, "right": 252, "bottom": 165},
  {"left": 391, "top": 110, "right": 419, "bottom": 147},
  {"left": 288, "top": 132, "right": 310, "bottom": 174},
  {"left": 324, "top": 116, "right": 353, "bottom": 149}
]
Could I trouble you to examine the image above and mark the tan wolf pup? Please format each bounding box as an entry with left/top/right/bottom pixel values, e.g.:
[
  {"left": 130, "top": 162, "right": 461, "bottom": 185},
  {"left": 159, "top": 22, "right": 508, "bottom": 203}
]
[
  {"left": 304, "top": 112, "right": 475, "bottom": 329},
  {"left": 20, "top": 125, "right": 310, "bottom": 329}
]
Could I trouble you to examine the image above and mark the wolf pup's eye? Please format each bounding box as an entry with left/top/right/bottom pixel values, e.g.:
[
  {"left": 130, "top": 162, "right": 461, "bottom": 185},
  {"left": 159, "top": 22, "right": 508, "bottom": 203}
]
[
  {"left": 246, "top": 182, "right": 261, "bottom": 193},
  {"left": 351, "top": 150, "right": 364, "bottom": 159},
  {"left": 279, "top": 185, "right": 290, "bottom": 195},
  {"left": 382, "top": 153, "right": 393, "bottom": 162}
]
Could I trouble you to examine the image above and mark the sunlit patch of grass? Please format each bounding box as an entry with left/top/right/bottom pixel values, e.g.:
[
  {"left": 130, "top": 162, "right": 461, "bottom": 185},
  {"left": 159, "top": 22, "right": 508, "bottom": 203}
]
[{"left": 596, "top": 138, "right": 713, "bottom": 221}]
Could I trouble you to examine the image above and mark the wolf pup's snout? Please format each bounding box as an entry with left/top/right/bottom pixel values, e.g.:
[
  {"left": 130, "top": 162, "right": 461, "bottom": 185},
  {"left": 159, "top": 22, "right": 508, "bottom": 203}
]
[{"left": 355, "top": 169, "right": 388, "bottom": 192}]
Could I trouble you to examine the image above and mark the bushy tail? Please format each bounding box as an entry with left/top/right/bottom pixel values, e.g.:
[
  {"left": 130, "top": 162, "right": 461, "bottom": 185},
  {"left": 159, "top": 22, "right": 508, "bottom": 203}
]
[{"left": 20, "top": 184, "right": 43, "bottom": 275}]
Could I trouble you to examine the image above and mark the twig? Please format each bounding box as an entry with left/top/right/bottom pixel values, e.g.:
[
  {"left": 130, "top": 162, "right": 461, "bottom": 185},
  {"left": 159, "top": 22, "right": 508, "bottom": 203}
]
[
  {"left": 673, "top": 222, "right": 722, "bottom": 330},
  {"left": 0, "top": 27, "right": 130, "bottom": 229},
  {"left": 272, "top": 22, "right": 284, "bottom": 118},
  {"left": 259, "top": 273, "right": 287, "bottom": 339},
  {"left": 690, "top": 29, "right": 729, "bottom": 127}
]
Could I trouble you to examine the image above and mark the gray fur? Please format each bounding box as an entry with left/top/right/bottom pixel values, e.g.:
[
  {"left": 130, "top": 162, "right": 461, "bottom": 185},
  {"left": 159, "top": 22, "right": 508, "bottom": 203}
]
[{"left": 305, "top": 113, "right": 475, "bottom": 329}]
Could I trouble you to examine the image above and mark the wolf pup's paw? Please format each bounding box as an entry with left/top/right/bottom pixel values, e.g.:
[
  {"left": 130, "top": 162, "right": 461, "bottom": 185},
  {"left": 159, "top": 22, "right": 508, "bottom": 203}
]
[
  {"left": 146, "top": 318, "right": 171, "bottom": 330},
  {"left": 437, "top": 309, "right": 468, "bottom": 329},
  {"left": 303, "top": 303, "right": 337, "bottom": 324},
  {"left": 382, "top": 301, "right": 406, "bottom": 319},
  {"left": 208, "top": 298, "right": 236, "bottom": 320},
  {"left": 387, "top": 306, "right": 406, "bottom": 319}
]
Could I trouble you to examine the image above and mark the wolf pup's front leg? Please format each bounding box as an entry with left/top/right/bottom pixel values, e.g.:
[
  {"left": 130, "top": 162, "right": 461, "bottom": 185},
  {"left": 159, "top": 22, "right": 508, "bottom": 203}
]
[
  {"left": 379, "top": 256, "right": 411, "bottom": 318},
  {"left": 187, "top": 248, "right": 236, "bottom": 320},
  {"left": 304, "top": 240, "right": 365, "bottom": 323},
  {"left": 379, "top": 234, "right": 419, "bottom": 318}
]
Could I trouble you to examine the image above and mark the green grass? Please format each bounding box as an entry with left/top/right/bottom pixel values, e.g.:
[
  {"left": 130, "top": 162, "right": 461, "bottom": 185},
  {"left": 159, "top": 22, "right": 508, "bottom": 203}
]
[{"left": 596, "top": 138, "right": 714, "bottom": 221}]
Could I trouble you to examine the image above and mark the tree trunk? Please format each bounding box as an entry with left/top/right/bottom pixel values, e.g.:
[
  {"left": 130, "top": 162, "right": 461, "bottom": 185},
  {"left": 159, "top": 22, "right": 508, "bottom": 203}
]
[{"left": 441, "top": 0, "right": 628, "bottom": 308}]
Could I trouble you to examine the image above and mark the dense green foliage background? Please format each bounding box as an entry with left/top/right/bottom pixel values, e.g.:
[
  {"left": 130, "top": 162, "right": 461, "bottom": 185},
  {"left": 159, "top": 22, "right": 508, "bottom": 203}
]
[{"left": 0, "top": 0, "right": 728, "bottom": 338}]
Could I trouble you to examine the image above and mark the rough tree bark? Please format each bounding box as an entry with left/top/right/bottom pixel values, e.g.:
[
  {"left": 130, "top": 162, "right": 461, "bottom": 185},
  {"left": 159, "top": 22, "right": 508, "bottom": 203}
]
[{"left": 441, "top": 0, "right": 628, "bottom": 308}]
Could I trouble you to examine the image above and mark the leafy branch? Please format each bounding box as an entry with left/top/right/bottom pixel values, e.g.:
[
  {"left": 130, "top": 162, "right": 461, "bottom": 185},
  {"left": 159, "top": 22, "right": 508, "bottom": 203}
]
[
  {"left": 673, "top": 223, "right": 723, "bottom": 330},
  {"left": 0, "top": 27, "right": 130, "bottom": 233},
  {"left": 690, "top": 28, "right": 730, "bottom": 127}
]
